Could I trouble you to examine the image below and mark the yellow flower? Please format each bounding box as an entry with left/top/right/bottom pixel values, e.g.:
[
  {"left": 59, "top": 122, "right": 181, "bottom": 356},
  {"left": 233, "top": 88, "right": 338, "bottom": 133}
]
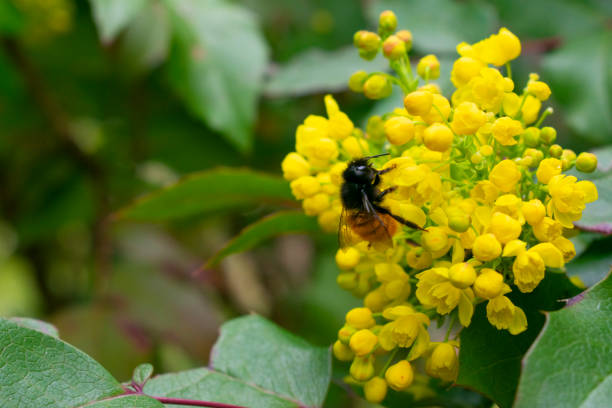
[
  {"left": 512, "top": 250, "right": 545, "bottom": 292},
  {"left": 522, "top": 199, "right": 546, "bottom": 226},
  {"left": 450, "top": 102, "right": 487, "bottom": 135},
  {"left": 489, "top": 212, "right": 522, "bottom": 244},
  {"left": 532, "top": 217, "right": 563, "bottom": 242},
  {"left": 472, "top": 233, "right": 502, "bottom": 261},
  {"left": 385, "top": 360, "right": 414, "bottom": 391},
  {"left": 526, "top": 74, "right": 551, "bottom": 101},
  {"left": 422, "top": 227, "right": 449, "bottom": 252},
  {"left": 548, "top": 174, "right": 598, "bottom": 228},
  {"left": 471, "top": 27, "right": 521, "bottom": 66},
  {"left": 336, "top": 247, "right": 361, "bottom": 270},
  {"left": 421, "top": 94, "right": 451, "bottom": 124},
  {"left": 448, "top": 262, "right": 476, "bottom": 289},
  {"left": 349, "top": 329, "right": 378, "bottom": 356},
  {"left": 416, "top": 268, "right": 474, "bottom": 326},
  {"left": 333, "top": 340, "right": 354, "bottom": 361},
  {"left": 281, "top": 153, "right": 310, "bottom": 180},
  {"left": 290, "top": 176, "right": 320, "bottom": 199},
  {"left": 471, "top": 180, "right": 499, "bottom": 204},
  {"left": 346, "top": 307, "right": 375, "bottom": 329},
  {"left": 417, "top": 54, "right": 440, "bottom": 79},
  {"left": 375, "top": 263, "right": 411, "bottom": 301},
  {"left": 489, "top": 159, "right": 521, "bottom": 193},
  {"left": 486, "top": 295, "right": 527, "bottom": 334},
  {"left": 404, "top": 90, "right": 433, "bottom": 117},
  {"left": 491, "top": 116, "right": 523, "bottom": 146},
  {"left": 350, "top": 355, "right": 375, "bottom": 381},
  {"left": 536, "top": 158, "right": 562, "bottom": 184},
  {"left": 552, "top": 236, "right": 576, "bottom": 262},
  {"left": 302, "top": 193, "right": 330, "bottom": 215},
  {"left": 451, "top": 56, "right": 484, "bottom": 88},
  {"left": 378, "top": 306, "right": 429, "bottom": 351},
  {"left": 473, "top": 268, "right": 506, "bottom": 299},
  {"left": 364, "top": 377, "right": 387, "bottom": 403},
  {"left": 465, "top": 67, "right": 513, "bottom": 113},
  {"left": 385, "top": 116, "right": 415, "bottom": 145},
  {"left": 325, "top": 95, "right": 354, "bottom": 139},
  {"left": 424, "top": 123, "right": 454, "bottom": 152},
  {"left": 425, "top": 343, "right": 459, "bottom": 382}
]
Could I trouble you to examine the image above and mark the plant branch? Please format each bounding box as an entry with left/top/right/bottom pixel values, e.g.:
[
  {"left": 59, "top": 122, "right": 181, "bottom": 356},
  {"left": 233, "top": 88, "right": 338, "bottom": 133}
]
[{"left": 153, "top": 396, "right": 248, "bottom": 408}]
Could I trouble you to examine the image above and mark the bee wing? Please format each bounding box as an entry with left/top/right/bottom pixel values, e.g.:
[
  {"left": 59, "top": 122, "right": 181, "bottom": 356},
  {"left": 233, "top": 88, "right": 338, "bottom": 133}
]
[
  {"left": 338, "top": 208, "right": 355, "bottom": 249},
  {"left": 361, "top": 190, "right": 393, "bottom": 247}
]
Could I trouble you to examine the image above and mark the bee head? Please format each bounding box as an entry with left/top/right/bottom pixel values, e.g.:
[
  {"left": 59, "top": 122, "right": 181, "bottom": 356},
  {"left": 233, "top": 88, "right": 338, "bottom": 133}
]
[{"left": 343, "top": 158, "right": 376, "bottom": 183}]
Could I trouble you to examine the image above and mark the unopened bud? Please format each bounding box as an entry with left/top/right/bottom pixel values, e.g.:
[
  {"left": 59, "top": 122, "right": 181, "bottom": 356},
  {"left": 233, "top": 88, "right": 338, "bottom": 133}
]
[
  {"left": 350, "top": 355, "right": 375, "bottom": 381},
  {"left": 540, "top": 126, "right": 556, "bottom": 144},
  {"left": 523, "top": 127, "right": 540, "bottom": 147},
  {"left": 348, "top": 70, "right": 368, "bottom": 93},
  {"left": 395, "top": 30, "right": 413, "bottom": 51},
  {"left": 575, "top": 152, "right": 598, "bottom": 173},
  {"left": 382, "top": 35, "right": 406, "bottom": 60},
  {"left": 354, "top": 30, "right": 381, "bottom": 60},
  {"left": 378, "top": 10, "right": 397, "bottom": 35},
  {"left": 549, "top": 144, "right": 563, "bottom": 158},
  {"left": 417, "top": 54, "right": 440, "bottom": 80},
  {"left": 363, "top": 74, "right": 392, "bottom": 100}
]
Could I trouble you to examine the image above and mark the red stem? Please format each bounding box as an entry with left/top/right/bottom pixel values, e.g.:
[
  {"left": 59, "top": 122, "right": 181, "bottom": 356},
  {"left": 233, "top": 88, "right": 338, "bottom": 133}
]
[{"left": 152, "top": 396, "right": 247, "bottom": 408}]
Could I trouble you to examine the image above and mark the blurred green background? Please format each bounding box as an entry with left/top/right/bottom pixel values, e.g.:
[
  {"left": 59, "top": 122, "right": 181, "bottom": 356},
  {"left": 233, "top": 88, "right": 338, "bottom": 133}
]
[{"left": 0, "top": 0, "right": 610, "bottom": 406}]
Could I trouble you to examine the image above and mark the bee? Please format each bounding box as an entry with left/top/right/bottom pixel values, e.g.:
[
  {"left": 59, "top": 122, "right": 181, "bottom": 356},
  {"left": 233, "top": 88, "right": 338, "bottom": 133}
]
[{"left": 339, "top": 153, "right": 422, "bottom": 248}]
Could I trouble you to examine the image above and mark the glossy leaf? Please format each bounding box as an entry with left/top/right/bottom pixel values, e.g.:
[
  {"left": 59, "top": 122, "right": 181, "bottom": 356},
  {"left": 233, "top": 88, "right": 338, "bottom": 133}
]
[
  {"left": 265, "top": 46, "right": 388, "bottom": 97},
  {"left": 116, "top": 168, "right": 293, "bottom": 222},
  {"left": 542, "top": 33, "right": 612, "bottom": 144},
  {"left": 8, "top": 317, "right": 58, "bottom": 338},
  {"left": 515, "top": 273, "right": 612, "bottom": 408},
  {"left": 208, "top": 211, "right": 319, "bottom": 266},
  {"left": 366, "top": 0, "right": 497, "bottom": 54},
  {"left": 566, "top": 236, "right": 612, "bottom": 287},
  {"left": 164, "top": 0, "right": 268, "bottom": 152},
  {"left": 89, "top": 0, "right": 147, "bottom": 43},
  {"left": 211, "top": 315, "right": 332, "bottom": 407},
  {"left": 0, "top": 318, "right": 123, "bottom": 408}
]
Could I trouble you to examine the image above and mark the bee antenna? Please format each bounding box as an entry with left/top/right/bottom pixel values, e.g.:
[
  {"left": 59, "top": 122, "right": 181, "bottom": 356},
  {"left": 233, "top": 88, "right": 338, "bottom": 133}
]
[{"left": 363, "top": 153, "right": 390, "bottom": 160}]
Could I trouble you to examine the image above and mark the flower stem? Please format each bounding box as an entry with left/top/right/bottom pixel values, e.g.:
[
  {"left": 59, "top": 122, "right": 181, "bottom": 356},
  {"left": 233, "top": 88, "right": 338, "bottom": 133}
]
[{"left": 379, "top": 347, "right": 399, "bottom": 377}]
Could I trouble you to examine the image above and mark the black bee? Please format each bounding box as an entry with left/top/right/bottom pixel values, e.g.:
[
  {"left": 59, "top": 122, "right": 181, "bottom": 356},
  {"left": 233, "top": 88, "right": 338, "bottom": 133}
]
[{"left": 339, "top": 153, "right": 423, "bottom": 248}]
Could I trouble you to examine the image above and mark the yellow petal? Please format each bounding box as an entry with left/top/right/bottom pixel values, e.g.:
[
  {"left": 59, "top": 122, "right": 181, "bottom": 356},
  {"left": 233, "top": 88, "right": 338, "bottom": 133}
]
[
  {"left": 407, "top": 326, "right": 430, "bottom": 361},
  {"left": 575, "top": 181, "right": 598, "bottom": 203},
  {"left": 529, "top": 243, "right": 564, "bottom": 268},
  {"left": 378, "top": 323, "right": 397, "bottom": 351},
  {"left": 382, "top": 305, "right": 414, "bottom": 320},
  {"left": 398, "top": 203, "right": 427, "bottom": 228},
  {"left": 509, "top": 306, "right": 527, "bottom": 335},
  {"left": 458, "top": 291, "right": 474, "bottom": 327},
  {"left": 502, "top": 239, "right": 527, "bottom": 257}
]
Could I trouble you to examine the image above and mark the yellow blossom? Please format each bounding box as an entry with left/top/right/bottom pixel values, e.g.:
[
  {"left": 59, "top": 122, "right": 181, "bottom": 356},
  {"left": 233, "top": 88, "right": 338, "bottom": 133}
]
[
  {"left": 491, "top": 116, "right": 523, "bottom": 146},
  {"left": 425, "top": 343, "right": 459, "bottom": 382},
  {"left": 489, "top": 159, "right": 521, "bottom": 192},
  {"left": 548, "top": 174, "right": 598, "bottom": 228},
  {"left": 385, "top": 360, "right": 414, "bottom": 391},
  {"left": 486, "top": 295, "right": 527, "bottom": 334},
  {"left": 536, "top": 158, "right": 562, "bottom": 184},
  {"left": 451, "top": 102, "right": 487, "bottom": 135},
  {"left": 471, "top": 27, "right": 521, "bottom": 66}
]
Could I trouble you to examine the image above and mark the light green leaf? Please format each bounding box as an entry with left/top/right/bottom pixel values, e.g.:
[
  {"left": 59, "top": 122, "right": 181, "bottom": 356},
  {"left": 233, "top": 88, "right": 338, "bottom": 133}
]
[
  {"left": 133, "top": 363, "right": 154, "bottom": 386},
  {"left": 208, "top": 211, "right": 319, "bottom": 266},
  {"left": 542, "top": 33, "right": 612, "bottom": 144},
  {"left": 9, "top": 317, "right": 58, "bottom": 338},
  {"left": 89, "top": 0, "right": 147, "bottom": 43},
  {"left": 515, "top": 273, "right": 612, "bottom": 408},
  {"left": 0, "top": 318, "right": 123, "bottom": 408},
  {"left": 144, "top": 368, "right": 297, "bottom": 408},
  {"left": 458, "top": 274, "right": 581, "bottom": 408},
  {"left": 265, "top": 46, "right": 388, "bottom": 97},
  {"left": 366, "top": 0, "right": 497, "bottom": 54},
  {"left": 164, "top": 0, "right": 269, "bottom": 152},
  {"left": 211, "top": 315, "right": 332, "bottom": 407},
  {"left": 81, "top": 395, "right": 163, "bottom": 408},
  {"left": 116, "top": 168, "right": 293, "bottom": 222}
]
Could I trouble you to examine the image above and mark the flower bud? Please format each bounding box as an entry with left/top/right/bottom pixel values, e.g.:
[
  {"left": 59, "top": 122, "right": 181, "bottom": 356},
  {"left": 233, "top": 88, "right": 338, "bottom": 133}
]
[
  {"left": 425, "top": 343, "right": 458, "bottom": 382},
  {"left": 471, "top": 152, "right": 483, "bottom": 164},
  {"left": 363, "top": 74, "right": 392, "bottom": 99},
  {"left": 364, "top": 377, "right": 388, "bottom": 403},
  {"left": 536, "top": 158, "right": 562, "bottom": 184},
  {"left": 366, "top": 115, "right": 386, "bottom": 141},
  {"left": 473, "top": 233, "right": 502, "bottom": 261},
  {"left": 403, "top": 91, "right": 433, "bottom": 117},
  {"left": 417, "top": 54, "right": 440, "bottom": 79},
  {"left": 350, "top": 355, "right": 375, "bottom": 381},
  {"left": 540, "top": 126, "right": 556, "bottom": 144},
  {"left": 378, "top": 10, "right": 398, "bottom": 35},
  {"left": 406, "top": 246, "right": 433, "bottom": 270},
  {"left": 354, "top": 30, "right": 381, "bottom": 60},
  {"left": 281, "top": 153, "right": 310, "bottom": 180},
  {"left": 451, "top": 101, "right": 487, "bottom": 135},
  {"left": 549, "top": 144, "right": 563, "bottom": 158},
  {"left": 382, "top": 35, "right": 406, "bottom": 60},
  {"left": 337, "top": 273, "right": 357, "bottom": 290},
  {"left": 333, "top": 340, "right": 354, "bottom": 361},
  {"left": 527, "top": 80, "right": 551, "bottom": 101},
  {"left": 449, "top": 262, "right": 476, "bottom": 289},
  {"left": 489, "top": 212, "right": 521, "bottom": 244},
  {"left": 479, "top": 145, "right": 494, "bottom": 156},
  {"left": 523, "top": 127, "right": 540, "bottom": 147},
  {"left": 395, "top": 29, "right": 413, "bottom": 51},
  {"left": 576, "top": 152, "right": 598, "bottom": 173},
  {"left": 446, "top": 207, "right": 471, "bottom": 233},
  {"left": 302, "top": 193, "right": 330, "bottom": 216},
  {"left": 473, "top": 268, "right": 504, "bottom": 299},
  {"left": 346, "top": 307, "right": 376, "bottom": 329},
  {"left": 422, "top": 227, "right": 448, "bottom": 252},
  {"left": 424, "top": 123, "right": 454, "bottom": 152},
  {"left": 349, "top": 329, "right": 378, "bottom": 356},
  {"left": 385, "top": 360, "right": 414, "bottom": 391},
  {"left": 348, "top": 70, "right": 368, "bottom": 93},
  {"left": 522, "top": 199, "right": 545, "bottom": 226},
  {"left": 338, "top": 324, "right": 356, "bottom": 344},
  {"left": 561, "top": 149, "right": 576, "bottom": 171},
  {"left": 384, "top": 116, "right": 415, "bottom": 145}
]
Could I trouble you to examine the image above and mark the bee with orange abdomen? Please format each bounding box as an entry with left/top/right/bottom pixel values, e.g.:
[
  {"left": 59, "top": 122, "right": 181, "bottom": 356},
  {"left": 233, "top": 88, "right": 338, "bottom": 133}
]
[{"left": 339, "top": 154, "right": 423, "bottom": 248}]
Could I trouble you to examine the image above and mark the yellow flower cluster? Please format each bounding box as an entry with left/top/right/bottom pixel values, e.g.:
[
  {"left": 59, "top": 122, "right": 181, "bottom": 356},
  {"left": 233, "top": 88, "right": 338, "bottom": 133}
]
[{"left": 281, "top": 10, "right": 598, "bottom": 403}]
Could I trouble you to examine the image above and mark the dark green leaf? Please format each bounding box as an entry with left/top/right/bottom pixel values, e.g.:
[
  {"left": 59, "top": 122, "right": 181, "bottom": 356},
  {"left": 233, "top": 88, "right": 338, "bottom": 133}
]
[
  {"left": 0, "top": 1, "right": 24, "bottom": 35},
  {"left": 0, "top": 318, "right": 123, "bottom": 408},
  {"left": 515, "top": 273, "right": 612, "bottom": 408},
  {"left": 9, "top": 317, "right": 58, "bottom": 338},
  {"left": 116, "top": 168, "right": 293, "bottom": 221},
  {"left": 542, "top": 33, "right": 612, "bottom": 144},
  {"left": 208, "top": 211, "right": 319, "bottom": 266},
  {"left": 566, "top": 236, "right": 612, "bottom": 287},
  {"left": 165, "top": 0, "right": 269, "bottom": 152},
  {"left": 89, "top": 0, "right": 147, "bottom": 43},
  {"left": 457, "top": 273, "right": 581, "bottom": 408},
  {"left": 145, "top": 368, "right": 298, "bottom": 408},
  {"left": 211, "top": 315, "right": 332, "bottom": 407},
  {"left": 366, "top": 0, "right": 497, "bottom": 54},
  {"left": 265, "top": 46, "right": 388, "bottom": 97},
  {"left": 133, "top": 363, "right": 154, "bottom": 386},
  {"left": 82, "top": 395, "right": 164, "bottom": 408}
]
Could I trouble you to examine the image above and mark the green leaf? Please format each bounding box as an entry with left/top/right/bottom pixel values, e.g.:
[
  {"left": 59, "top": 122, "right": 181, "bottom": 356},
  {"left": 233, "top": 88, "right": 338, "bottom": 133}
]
[
  {"left": 82, "top": 395, "right": 164, "bottom": 408},
  {"left": 145, "top": 315, "right": 332, "bottom": 407},
  {"left": 0, "top": 318, "right": 123, "bottom": 408},
  {"left": 133, "top": 363, "right": 154, "bottom": 386},
  {"left": 116, "top": 168, "right": 293, "bottom": 221},
  {"left": 566, "top": 236, "right": 612, "bottom": 287},
  {"left": 366, "top": 0, "right": 497, "bottom": 54},
  {"left": 515, "top": 273, "right": 612, "bottom": 408},
  {"left": 145, "top": 368, "right": 298, "bottom": 408},
  {"left": 208, "top": 211, "right": 319, "bottom": 266},
  {"left": 457, "top": 273, "right": 581, "bottom": 408},
  {"left": 8, "top": 317, "right": 58, "bottom": 338},
  {"left": 89, "top": 0, "right": 148, "bottom": 44},
  {"left": 164, "top": 0, "right": 269, "bottom": 152},
  {"left": 264, "top": 46, "right": 388, "bottom": 97},
  {"left": 211, "top": 315, "right": 331, "bottom": 407},
  {"left": 0, "top": 1, "right": 24, "bottom": 36},
  {"left": 542, "top": 33, "right": 612, "bottom": 144}
]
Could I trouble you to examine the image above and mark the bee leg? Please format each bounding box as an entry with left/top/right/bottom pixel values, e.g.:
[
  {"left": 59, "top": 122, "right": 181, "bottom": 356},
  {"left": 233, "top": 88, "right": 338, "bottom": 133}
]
[
  {"left": 376, "top": 186, "right": 397, "bottom": 201},
  {"left": 376, "top": 164, "right": 397, "bottom": 175},
  {"left": 374, "top": 205, "right": 425, "bottom": 231}
]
